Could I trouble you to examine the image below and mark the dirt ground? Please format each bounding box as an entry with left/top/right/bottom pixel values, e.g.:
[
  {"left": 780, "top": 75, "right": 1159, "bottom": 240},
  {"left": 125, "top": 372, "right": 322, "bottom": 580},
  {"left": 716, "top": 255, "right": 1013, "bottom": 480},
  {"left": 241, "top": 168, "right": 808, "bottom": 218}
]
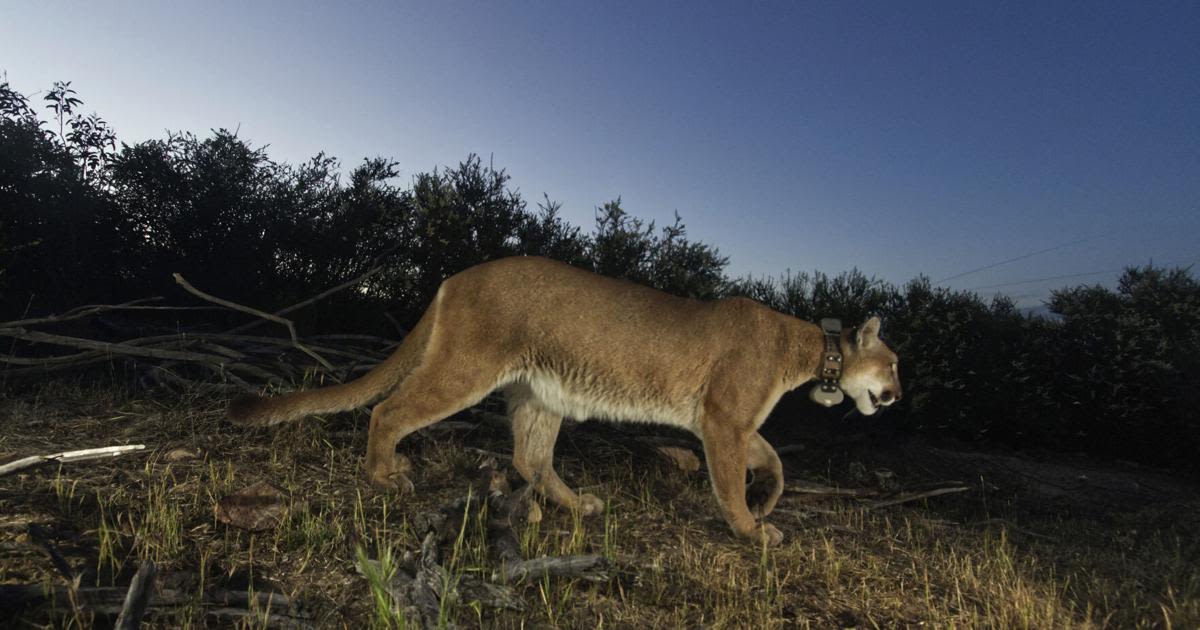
[{"left": 2, "top": 381, "right": 1198, "bottom": 628}]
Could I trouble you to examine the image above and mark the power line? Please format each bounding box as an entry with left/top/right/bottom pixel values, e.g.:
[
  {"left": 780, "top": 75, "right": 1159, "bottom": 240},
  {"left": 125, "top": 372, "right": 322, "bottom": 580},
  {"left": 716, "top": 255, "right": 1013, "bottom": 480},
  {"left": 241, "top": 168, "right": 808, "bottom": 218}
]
[
  {"left": 966, "top": 255, "right": 1198, "bottom": 292},
  {"left": 967, "top": 269, "right": 1122, "bottom": 291},
  {"left": 934, "top": 233, "right": 1111, "bottom": 285}
]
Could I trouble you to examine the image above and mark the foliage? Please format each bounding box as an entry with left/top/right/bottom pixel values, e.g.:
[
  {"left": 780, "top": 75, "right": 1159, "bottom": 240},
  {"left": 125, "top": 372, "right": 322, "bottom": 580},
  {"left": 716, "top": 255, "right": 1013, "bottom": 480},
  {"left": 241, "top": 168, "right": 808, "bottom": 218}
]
[
  {"left": 514, "top": 194, "right": 591, "bottom": 267},
  {"left": 733, "top": 264, "right": 1200, "bottom": 470},
  {"left": 590, "top": 200, "right": 728, "bottom": 298},
  {"left": 1041, "top": 266, "right": 1200, "bottom": 463},
  {"left": 1, "top": 79, "right": 126, "bottom": 312},
  {"left": 2, "top": 78, "right": 1198, "bottom": 471},
  {"left": 43, "top": 81, "right": 117, "bottom": 183},
  {"left": 395, "top": 155, "right": 529, "bottom": 321}
]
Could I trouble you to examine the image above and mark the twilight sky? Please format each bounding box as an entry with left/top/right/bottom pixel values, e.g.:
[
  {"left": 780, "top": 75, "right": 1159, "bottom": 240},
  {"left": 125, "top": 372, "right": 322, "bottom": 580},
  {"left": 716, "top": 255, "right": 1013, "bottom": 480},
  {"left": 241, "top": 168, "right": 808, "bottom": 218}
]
[{"left": 3, "top": 1, "right": 1197, "bottom": 309}]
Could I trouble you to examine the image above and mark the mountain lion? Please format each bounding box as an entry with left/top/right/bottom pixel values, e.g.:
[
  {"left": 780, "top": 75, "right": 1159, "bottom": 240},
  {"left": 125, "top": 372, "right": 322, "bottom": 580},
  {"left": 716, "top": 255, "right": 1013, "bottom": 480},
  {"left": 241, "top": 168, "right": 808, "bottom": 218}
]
[{"left": 229, "top": 256, "right": 901, "bottom": 545}]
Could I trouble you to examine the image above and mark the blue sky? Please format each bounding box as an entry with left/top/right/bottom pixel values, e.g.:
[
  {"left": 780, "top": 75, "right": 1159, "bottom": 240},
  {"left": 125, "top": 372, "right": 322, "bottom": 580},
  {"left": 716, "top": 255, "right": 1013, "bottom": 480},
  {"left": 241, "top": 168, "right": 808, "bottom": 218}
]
[{"left": 3, "top": 1, "right": 1197, "bottom": 308}]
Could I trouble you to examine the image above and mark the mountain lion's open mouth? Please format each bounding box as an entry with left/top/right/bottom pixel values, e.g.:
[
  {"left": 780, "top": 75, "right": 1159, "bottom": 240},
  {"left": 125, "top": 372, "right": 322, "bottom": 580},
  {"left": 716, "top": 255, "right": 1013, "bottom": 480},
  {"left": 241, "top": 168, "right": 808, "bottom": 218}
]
[{"left": 868, "top": 390, "right": 880, "bottom": 409}]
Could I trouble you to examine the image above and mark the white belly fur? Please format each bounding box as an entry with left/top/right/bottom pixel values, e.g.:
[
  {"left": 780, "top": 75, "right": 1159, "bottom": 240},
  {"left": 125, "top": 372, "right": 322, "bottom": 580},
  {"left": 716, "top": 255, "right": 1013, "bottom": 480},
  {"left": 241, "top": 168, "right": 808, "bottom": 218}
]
[{"left": 503, "top": 369, "right": 696, "bottom": 430}]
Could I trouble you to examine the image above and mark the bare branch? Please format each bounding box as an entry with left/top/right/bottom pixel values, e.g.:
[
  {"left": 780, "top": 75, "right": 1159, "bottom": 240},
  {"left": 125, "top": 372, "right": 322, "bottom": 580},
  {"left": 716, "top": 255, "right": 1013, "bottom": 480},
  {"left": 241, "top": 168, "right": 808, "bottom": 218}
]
[
  {"left": 0, "top": 445, "right": 146, "bottom": 476},
  {"left": 224, "top": 264, "right": 389, "bottom": 335},
  {"left": 0, "top": 328, "right": 236, "bottom": 364},
  {"left": 173, "top": 273, "right": 337, "bottom": 374},
  {"left": 784, "top": 480, "right": 880, "bottom": 498},
  {"left": 864, "top": 486, "right": 970, "bottom": 509},
  {"left": 1, "top": 298, "right": 163, "bottom": 328},
  {"left": 495, "top": 554, "right": 612, "bottom": 584}
]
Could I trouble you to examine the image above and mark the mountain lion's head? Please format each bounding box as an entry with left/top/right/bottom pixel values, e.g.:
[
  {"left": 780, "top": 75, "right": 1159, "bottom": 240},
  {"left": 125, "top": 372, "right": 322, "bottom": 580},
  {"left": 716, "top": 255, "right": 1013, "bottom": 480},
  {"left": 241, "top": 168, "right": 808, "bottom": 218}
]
[{"left": 838, "top": 317, "right": 902, "bottom": 416}]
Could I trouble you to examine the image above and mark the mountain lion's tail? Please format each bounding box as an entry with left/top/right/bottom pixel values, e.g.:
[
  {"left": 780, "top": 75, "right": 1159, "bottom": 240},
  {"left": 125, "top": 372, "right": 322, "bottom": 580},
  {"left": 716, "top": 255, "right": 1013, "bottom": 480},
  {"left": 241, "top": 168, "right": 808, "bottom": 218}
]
[{"left": 227, "top": 309, "right": 434, "bottom": 427}]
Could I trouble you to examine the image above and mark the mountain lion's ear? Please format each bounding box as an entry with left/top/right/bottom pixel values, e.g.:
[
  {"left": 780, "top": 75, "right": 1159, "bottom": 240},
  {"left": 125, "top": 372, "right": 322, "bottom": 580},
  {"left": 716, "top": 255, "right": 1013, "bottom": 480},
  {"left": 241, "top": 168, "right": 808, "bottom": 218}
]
[{"left": 856, "top": 316, "right": 881, "bottom": 348}]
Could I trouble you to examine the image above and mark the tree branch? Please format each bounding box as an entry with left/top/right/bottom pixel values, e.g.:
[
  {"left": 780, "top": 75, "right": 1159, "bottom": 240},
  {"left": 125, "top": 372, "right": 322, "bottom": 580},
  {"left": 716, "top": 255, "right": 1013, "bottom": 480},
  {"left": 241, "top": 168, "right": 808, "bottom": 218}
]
[{"left": 173, "top": 273, "right": 336, "bottom": 374}]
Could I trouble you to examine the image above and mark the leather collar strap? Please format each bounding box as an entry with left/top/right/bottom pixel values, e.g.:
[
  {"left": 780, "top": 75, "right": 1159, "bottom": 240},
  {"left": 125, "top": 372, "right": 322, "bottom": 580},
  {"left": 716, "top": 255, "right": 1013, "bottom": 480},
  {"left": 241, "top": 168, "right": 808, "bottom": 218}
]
[
  {"left": 810, "top": 318, "right": 846, "bottom": 407},
  {"left": 819, "top": 318, "right": 843, "bottom": 383}
]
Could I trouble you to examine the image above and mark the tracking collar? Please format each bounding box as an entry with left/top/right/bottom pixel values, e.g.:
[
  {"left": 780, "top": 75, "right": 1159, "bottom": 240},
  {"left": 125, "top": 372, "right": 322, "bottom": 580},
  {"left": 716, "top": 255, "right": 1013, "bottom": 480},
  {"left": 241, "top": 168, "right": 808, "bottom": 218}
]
[{"left": 809, "top": 318, "right": 845, "bottom": 407}]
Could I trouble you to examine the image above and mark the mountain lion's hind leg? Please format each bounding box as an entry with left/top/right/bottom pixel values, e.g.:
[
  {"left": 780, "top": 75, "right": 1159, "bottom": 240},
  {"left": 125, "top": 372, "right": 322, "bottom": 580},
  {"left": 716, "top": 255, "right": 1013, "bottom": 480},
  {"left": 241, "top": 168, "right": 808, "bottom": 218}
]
[
  {"left": 509, "top": 394, "right": 604, "bottom": 516},
  {"left": 365, "top": 362, "right": 498, "bottom": 492},
  {"left": 746, "top": 433, "right": 784, "bottom": 518}
]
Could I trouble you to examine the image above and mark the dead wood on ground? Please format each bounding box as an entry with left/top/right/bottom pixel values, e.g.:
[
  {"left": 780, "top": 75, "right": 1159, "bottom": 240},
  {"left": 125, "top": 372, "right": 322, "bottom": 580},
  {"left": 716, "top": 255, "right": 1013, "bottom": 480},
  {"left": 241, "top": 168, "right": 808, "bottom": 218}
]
[
  {"left": 0, "top": 573, "right": 311, "bottom": 628},
  {"left": 0, "top": 273, "right": 395, "bottom": 391},
  {"left": 355, "top": 460, "right": 614, "bottom": 629}
]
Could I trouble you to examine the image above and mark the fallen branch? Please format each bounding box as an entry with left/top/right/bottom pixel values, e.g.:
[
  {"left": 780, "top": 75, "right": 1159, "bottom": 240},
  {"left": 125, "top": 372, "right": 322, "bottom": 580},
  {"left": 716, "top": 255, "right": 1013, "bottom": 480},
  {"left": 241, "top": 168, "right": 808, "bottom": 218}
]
[
  {"left": 0, "top": 572, "right": 309, "bottom": 627},
  {"left": 173, "top": 273, "right": 336, "bottom": 374},
  {"left": 357, "top": 460, "right": 621, "bottom": 626},
  {"left": 1, "top": 348, "right": 105, "bottom": 366},
  {"left": 864, "top": 485, "right": 970, "bottom": 509},
  {"left": 784, "top": 480, "right": 880, "bottom": 498},
  {"left": 0, "top": 444, "right": 146, "bottom": 476},
  {"left": 114, "top": 560, "right": 157, "bottom": 630},
  {"left": 494, "top": 554, "right": 612, "bottom": 584},
  {"left": 0, "top": 298, "right": 163, "bottom": 328},
  {"left": 356, "top": 532, "right": 457, "bottom": 630},
  {"left": 779, "top": 478, "right": 971, "bottom": 514},
  {"left": 2, "top": 283, "right": 396, "bottom": 386},
  {"left": 224, "top": 264, "right": 388, "bottom": 335},
  {"left": 0, "top": 329, "right": 299, "bottom": 386},
  {"left": 0, "top": 328, "right": 240, "bottom": 365},
  {"left": 773, "top": 506, "right": 841, "bottom": 518},
  {"left": 203, "top": 607, "right": 311, "bottom": 628},
  {"left": 971, "top": 517, "right": 1059, "bottom": 542},
  {"left": 28, "top": 524, "right": 75, "bottom": 583},
  {"left": 150, "top": 362, "right": 272, "bottom": 393}
]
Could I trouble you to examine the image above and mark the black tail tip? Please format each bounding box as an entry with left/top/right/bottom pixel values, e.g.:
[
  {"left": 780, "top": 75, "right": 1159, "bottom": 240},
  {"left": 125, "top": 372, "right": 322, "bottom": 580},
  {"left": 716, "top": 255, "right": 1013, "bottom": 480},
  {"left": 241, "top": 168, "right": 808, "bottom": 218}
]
[{"left": 227, "top": 395, "right": 265, "bottom": 426}]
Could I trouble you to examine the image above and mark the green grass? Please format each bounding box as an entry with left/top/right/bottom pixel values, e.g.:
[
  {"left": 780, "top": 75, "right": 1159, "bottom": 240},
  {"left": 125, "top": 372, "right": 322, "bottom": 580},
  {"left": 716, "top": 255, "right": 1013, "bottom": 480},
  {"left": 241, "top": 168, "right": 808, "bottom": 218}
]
[{"left": 0, "top": 381, "right": 1198, "bottom": 627}]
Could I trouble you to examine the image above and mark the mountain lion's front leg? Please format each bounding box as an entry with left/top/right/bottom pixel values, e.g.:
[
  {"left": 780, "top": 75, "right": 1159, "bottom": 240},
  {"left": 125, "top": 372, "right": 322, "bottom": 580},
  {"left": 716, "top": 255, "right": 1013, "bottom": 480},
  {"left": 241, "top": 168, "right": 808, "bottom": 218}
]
[
  {"left": 746, "top": 433, "right": 784, "bottom": 518},
  {"left": 701, "top": 417, "right": 784, "bottom": 546}
]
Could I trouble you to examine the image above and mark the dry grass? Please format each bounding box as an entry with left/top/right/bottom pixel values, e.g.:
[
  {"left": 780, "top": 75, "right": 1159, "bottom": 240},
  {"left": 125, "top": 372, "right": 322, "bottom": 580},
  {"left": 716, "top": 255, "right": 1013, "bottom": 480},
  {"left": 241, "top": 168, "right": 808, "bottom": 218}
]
[{"left": 1, "top": 381, "right": 1198, "bottom": 628}]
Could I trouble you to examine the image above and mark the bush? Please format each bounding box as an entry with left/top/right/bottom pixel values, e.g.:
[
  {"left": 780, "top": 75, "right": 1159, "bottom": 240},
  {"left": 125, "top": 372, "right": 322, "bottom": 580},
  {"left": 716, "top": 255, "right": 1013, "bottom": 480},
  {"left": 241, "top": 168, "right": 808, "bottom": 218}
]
[
  {"left": 3, "top": 79, "right": 1198, "bottom": 473},
  {"left": 1041, "top": 266, "right": 1200, "bottom": 464},
  {"left": 731, "top": 265, "right": 1200, "bottom": 473},
  {"left": 0, "top": 80, "right": 127, "bottom": 314}
]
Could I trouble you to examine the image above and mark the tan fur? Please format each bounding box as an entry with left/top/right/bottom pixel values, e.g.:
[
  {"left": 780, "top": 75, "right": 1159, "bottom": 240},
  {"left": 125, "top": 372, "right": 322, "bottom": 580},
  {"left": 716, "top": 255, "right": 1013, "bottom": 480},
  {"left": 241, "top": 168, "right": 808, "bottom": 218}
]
[{"left": 228, "top": 256, "right": 901, "bottom": 545}]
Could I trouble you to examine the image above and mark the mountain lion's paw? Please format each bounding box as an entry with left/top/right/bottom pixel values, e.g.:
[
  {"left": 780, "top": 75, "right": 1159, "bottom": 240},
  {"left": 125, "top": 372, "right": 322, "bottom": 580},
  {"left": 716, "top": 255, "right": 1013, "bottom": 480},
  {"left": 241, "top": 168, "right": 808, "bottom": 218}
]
[
  {"left": 578, "top": 493, "right": 605, "bottom": 517},
  {"left": 757, "top": 523, "right": 784, "bottom": 547},
  {"left": 370, "top": 471, "right": 415, "bottom": 495}
]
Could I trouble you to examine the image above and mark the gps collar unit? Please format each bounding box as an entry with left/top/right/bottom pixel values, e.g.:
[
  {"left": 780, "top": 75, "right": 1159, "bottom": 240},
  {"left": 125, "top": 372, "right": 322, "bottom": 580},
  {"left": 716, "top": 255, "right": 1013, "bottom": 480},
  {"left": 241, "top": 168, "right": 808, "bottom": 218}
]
[{"left": 809, "top": 318, "right": 845, "bottom": 407}]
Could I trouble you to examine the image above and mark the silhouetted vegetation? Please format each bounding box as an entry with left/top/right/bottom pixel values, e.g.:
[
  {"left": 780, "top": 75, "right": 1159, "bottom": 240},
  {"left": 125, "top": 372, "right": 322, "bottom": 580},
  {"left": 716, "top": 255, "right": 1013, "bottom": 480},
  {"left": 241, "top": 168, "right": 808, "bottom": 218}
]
[
  {"left": 2, "top": 79, "right": 1197, "bottom": 473},
  {"left": 730, "top": 268, "right": 1200, "bottom": 470}
]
